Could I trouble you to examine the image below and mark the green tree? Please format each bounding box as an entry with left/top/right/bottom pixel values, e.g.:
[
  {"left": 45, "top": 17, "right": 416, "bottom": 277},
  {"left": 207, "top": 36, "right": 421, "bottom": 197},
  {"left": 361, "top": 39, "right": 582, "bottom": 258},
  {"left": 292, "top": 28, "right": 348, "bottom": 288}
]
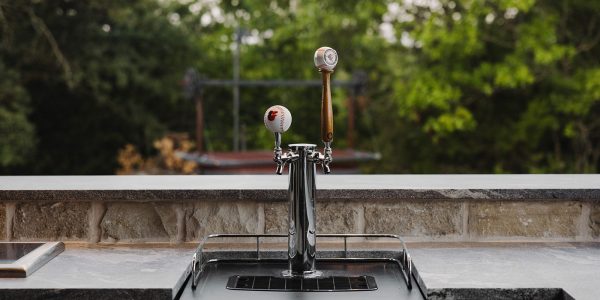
[
  {"left": 175, "top": 0, "right": 390, "bottom": 152},
  {"left": 177, "top": 0, "right": 600, "bottom": 173},
  {"left": 0, "top": 62, "right": 35, "bottom": 167},
  {"left": 1, "top": 0, "right": 197, "bottom": 174},
  {"left": 373, "top": 0, "right": 600, "bottom": 173},
  {"left": 2, "top": 0, "right": 599, "bottom": 174}
]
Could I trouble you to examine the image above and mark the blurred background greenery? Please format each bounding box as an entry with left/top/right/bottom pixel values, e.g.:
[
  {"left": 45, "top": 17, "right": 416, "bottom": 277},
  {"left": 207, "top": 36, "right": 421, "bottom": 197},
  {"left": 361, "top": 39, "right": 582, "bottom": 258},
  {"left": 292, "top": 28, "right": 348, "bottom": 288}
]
[{"left": 1, "top": 0, "right": 599, "bottom": 174}]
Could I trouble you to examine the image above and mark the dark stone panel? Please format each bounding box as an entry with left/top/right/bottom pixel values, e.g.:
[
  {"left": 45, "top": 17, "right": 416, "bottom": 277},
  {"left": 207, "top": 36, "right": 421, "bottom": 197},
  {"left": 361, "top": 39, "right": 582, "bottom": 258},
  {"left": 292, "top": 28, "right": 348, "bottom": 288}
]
[
  {"left": 428, "top": 288, "right": 574, "bottom": 300},
  {"left": 1, "top": 189, "right": 600, "bottom": 202},
  {"left": 0, "top": 289, "right": 172, "bottom": 300}
]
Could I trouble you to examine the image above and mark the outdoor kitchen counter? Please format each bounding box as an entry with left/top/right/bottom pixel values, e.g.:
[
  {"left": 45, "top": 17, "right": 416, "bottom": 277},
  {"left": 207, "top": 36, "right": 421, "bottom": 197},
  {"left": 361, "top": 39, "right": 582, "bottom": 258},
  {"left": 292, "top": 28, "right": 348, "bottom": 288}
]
[
  {"left": 0, "top": 174, "right": 599, "bottom": 247},
  {"left": 1, "top": 174, "right": 600, "bottom": 201},
  {"left": 0, "top": 243, "right": 597, "bottom": 299},
  {"left": 411, "top": 243, "right": 600, "bottom": 300},
  {"left": 0, "top": 175, "right": 598, "bottom": 299},
  {"left": 0, "top": 245, "right": 194, "bottom": 299}
]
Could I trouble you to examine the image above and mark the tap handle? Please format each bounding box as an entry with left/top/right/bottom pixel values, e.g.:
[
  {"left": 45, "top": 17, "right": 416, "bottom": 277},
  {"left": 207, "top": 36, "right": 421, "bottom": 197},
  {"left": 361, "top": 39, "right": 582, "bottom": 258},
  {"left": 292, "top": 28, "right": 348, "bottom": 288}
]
[
  {"left": 314, "top": 47, "right": 337, "bottom": 144},
  {"left": 320, "top": 71, "right": 334, "bottom": 143},
  {"left": 264, "top": 105, "right": 292, "bottom": 174},
  {"left": 264, "top": 105, "right": 292, "bottom": 134},
  {"left": 315, "top": 47, "right": 337, "bottom": 174}
]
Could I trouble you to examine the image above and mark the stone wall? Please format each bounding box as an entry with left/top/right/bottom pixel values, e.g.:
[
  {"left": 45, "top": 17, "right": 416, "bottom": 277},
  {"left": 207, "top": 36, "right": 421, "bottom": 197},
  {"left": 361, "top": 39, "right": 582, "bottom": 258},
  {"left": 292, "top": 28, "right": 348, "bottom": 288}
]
[{"left": 2, "top": 199, "right": 598, "bottom": 243}]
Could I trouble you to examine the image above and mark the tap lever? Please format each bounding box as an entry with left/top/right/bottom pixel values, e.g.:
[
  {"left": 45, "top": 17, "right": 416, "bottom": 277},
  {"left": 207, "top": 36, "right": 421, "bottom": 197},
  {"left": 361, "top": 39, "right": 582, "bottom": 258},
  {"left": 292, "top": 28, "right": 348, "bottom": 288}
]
[
  {"left": 264, "top": 105, "right": 293, "bottom": 175},
  {"left": 314, "top": 47, "right": 337, "bottom": 174},
  {"left": 273, "top": 132, "right": 285, "bottom": 174},
  {"left": 322, "top": 142, "right": 332, "bottom": 174},
  {"left": 314, "top": 47, "right": 337, "bottom": 145}
]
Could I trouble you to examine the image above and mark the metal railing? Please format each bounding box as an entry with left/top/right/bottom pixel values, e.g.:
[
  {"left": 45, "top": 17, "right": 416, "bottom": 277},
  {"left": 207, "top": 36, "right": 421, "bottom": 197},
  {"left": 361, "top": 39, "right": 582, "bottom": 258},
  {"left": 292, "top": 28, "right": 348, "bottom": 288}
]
[{"left": 190, "top": 233, "right": 427, "bottom": 298}]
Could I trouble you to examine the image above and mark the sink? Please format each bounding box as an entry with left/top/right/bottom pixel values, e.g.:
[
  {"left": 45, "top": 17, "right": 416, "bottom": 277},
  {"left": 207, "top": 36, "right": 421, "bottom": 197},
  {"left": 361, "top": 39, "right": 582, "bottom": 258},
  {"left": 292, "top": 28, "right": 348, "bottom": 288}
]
[
  {"left": 0, "top": 242, "right": 64, "bottom": 277},
  {"left": 179, "top": 260, "right": 425, "bottom": 300},
  {"left": 177, "top": 234, "right": 427, "bottom": 300}
]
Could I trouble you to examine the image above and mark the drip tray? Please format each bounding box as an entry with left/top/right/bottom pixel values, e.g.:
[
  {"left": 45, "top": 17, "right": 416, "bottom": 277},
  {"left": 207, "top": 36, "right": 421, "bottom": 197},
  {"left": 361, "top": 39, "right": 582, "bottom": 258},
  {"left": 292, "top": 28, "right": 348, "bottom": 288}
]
[{"left": 227, "top": 275, "right": 377, "bottom": 292}]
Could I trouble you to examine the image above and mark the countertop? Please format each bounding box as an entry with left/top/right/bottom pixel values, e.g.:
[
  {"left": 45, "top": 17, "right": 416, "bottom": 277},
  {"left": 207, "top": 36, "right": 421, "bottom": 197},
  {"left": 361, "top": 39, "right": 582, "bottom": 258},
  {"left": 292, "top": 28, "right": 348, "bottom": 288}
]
[
  {"left": 1, "top": 174, "right": 600, "bottom": 201},
  {"left": 411, "top": 243, "right": 600, "bottom": 300},
  {"left": 0, "top": 246, "right": 192, "bottom": 299},
  {"left": 0, "top": 243, "right": 598, "bottom": 299}
]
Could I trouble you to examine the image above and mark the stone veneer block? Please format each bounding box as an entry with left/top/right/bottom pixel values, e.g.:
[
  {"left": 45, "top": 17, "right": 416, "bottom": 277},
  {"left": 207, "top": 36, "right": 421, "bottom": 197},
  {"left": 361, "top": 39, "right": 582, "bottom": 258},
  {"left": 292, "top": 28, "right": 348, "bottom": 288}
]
[
  {"left": 364, "top": 201, "right": 462, "bottom": 236},
  {"left": 591, "top": 203, "right": 600, "bottom": 238},
  {"left": 153, "top": 203, "right": 180, "bottom": 239},
  {"left": 469, "top": 201, "right": 581, "bottom": 238},
  {"left": 13, "top": 202, "right": 89, "bottom": 240},
  {"left": 264, "top": 202, "right": 360, "bottom": 234},
  {"left": 185, "top": 201, "right": 259, "bottom": 241},
  {"left": 264, "top": 202, "right": 287, "bottom": 234},
  {"left": 101, "top": 203, "right": 170, "bottom": 242},
  {"left": 0, "top": 204, "right": 5, "bottom": 240},
  {"left": 316, "top": 202, "right": 359, "bottom": 234}
]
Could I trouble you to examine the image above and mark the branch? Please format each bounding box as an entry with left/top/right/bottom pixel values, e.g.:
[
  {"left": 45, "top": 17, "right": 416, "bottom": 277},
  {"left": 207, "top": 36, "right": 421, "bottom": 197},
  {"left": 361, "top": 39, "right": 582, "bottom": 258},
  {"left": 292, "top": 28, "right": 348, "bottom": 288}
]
[
  {"left": 577, "top": 31, "right": 600, "bottom": 52},
  {"left": 27, "top": 6, "right": 75, "bottom": 88},
  {"left": 576, "top": 16, "right": 600, "bottom": 52},
  {"left": 0, "top": 1, "right": 11, "bottom": 47},
  {"left": 480, "top": 34, "right": 513, "bottom": 49}
]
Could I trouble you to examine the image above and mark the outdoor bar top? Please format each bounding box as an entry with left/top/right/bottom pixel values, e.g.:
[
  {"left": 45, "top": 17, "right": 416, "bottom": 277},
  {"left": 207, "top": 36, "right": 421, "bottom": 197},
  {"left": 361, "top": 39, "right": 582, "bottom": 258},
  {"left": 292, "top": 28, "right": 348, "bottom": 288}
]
[
  {"left": 0, "top": 175, "right": 598, "bottom": 299},
  {"left": 1, "top": 174, "right": 600, "bottom": 201}
]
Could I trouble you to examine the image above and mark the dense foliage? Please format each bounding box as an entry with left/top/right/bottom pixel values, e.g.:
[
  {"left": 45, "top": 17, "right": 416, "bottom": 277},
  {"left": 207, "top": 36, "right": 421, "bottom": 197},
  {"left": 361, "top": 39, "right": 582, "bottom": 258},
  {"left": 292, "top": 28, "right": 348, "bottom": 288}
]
[
  {"left": 1, "top": 0, "right": 599, "bottom": 174},
  {"left": 0, "top": 0, "right": 195, "bottom": 173}
]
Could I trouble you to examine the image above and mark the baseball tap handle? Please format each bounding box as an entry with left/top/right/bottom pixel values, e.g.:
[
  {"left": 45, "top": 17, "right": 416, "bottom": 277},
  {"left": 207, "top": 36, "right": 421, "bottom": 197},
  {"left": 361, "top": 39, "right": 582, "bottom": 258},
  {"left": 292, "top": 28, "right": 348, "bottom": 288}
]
[
  {"left": 314, "top": 47, "right": 338, "bottom": 174},
  {"left": 264, "top": 105, "right": 292, "bottom": 175}
]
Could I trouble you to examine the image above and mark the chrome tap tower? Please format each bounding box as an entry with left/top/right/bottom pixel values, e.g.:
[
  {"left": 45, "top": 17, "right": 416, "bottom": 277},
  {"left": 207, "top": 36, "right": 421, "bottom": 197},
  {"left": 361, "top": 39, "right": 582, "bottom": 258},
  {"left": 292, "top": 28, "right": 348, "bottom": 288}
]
[{"left": 263, "top": 47, "right": 338, "bottom": 278}]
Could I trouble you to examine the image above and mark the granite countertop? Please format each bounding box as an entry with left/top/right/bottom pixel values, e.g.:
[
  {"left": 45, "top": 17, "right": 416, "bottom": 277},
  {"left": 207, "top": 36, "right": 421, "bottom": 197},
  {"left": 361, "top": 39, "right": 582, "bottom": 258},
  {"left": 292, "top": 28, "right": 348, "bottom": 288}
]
[
  {"left": 0, "top": 243, "right": 598, "bottom": 299},
  {"left": 411, "top": 243, "right": 600, "bottom": 300},
  {"left": 0, "top": 246, "right": 193, "bottom": 299},
  {"left": 1, "top": 174, "right": 600, "bottom": 201}
]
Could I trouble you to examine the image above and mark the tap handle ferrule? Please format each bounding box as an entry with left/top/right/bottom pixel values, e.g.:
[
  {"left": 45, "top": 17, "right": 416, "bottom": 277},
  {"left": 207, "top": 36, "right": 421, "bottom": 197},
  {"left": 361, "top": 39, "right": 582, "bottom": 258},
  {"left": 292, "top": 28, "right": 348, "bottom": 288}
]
[
  {"left": 322, "top": 142, "right": 332, "bottom": 174},
  {"left": 273, "top": 132, "right": 285, "bottom": 175}
]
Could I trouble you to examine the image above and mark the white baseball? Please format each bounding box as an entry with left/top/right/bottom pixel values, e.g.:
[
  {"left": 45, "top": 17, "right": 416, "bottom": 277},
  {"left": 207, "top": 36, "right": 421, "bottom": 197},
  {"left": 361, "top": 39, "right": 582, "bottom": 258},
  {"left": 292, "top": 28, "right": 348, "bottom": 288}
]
[{"left": 264, "top": 105, "right": 292, "bottom": 133}]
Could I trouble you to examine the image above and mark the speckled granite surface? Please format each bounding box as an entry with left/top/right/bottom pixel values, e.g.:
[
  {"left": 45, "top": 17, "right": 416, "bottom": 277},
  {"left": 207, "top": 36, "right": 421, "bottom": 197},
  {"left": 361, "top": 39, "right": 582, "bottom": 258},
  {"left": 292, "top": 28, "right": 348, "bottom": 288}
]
[
  {"left": 1, "top": 175, "right": 600, "bottom": 201},
  {"left": 411, "top": 244, "right": 600, "bottom": 300},
  {"left": 0, "top": 244, "right": 596, "bottom": 299},
  {"left": 0, "top": 247, "right": 192, "bottom": 300}
]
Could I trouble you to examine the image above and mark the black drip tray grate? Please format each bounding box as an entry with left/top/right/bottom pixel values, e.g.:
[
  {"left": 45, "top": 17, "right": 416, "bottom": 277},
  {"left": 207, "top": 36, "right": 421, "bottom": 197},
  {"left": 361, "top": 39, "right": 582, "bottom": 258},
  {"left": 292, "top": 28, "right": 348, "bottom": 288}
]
[{"left": 226, "top": 275, "right": 377, "bottom": 292}]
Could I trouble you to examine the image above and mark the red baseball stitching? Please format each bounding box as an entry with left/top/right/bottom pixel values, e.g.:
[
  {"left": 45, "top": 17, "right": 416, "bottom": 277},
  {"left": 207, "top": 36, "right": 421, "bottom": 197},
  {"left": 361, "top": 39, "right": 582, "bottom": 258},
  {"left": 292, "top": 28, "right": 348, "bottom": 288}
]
[{"left": 279, "top": 106, "right": 284, "bottom": 132}]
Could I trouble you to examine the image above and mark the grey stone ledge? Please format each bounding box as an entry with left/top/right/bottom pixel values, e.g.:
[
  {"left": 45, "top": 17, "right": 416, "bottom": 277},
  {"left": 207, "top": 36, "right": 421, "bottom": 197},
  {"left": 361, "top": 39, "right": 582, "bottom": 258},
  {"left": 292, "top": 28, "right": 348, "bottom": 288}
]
[{"left": 1, "top": 174, "right": 600, "bottom": 201}]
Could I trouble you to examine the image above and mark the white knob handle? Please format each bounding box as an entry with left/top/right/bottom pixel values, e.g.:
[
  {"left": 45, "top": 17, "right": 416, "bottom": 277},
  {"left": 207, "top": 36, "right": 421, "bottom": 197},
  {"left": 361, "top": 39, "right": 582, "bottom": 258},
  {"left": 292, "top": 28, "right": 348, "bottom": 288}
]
[
  {"left": 314, "top": 47, "right": 338, "bottom": 72},
  {"left": 264, "top": 105, "right": 292, "bottom": 133}
]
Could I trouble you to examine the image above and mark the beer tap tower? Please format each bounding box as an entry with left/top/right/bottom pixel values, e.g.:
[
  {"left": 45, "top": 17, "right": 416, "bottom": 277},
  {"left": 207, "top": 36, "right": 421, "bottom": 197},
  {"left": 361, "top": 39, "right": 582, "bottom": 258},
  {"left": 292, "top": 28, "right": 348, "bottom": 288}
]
[
  {"left": 188, "top": 47, "right": 426, "bottom": 299},
  {"left": 263, "top": 47, "right": 338, "bottom": 278}
]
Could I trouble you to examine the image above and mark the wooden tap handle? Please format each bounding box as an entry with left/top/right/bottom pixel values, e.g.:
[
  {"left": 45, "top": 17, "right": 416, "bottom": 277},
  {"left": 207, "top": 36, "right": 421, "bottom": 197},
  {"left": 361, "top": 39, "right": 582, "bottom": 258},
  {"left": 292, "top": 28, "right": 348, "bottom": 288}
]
[{"left": 321, "top": 71, "right": 333, "bottom": 143}]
